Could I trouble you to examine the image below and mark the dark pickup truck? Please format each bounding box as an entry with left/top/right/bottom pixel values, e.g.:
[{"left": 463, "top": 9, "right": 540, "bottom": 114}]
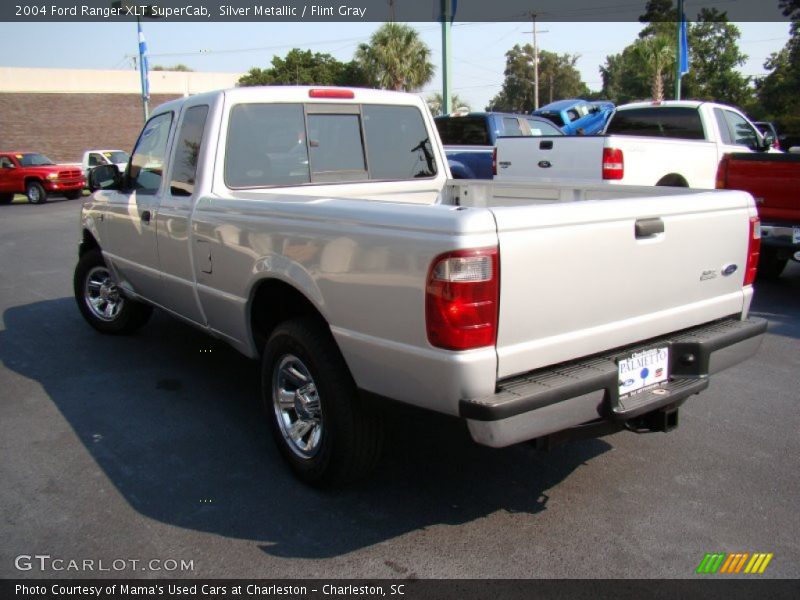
[
  {"left": 434, "top": 112, "right": 563, "bottom": 179},
  {"left": 716, "top": 152, "right": 800, "bottom": 278}
]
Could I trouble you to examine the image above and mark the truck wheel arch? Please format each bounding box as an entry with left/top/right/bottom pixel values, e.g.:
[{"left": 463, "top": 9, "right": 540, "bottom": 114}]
[
  {"left": 656, "top": 174, "right": 689, "bottom": 187},
  {"left": 79, "top": 229, "right": 101, "bottom": 258},
  {"left": 249, "top": 278, "right": 331, "bottom": 357}
]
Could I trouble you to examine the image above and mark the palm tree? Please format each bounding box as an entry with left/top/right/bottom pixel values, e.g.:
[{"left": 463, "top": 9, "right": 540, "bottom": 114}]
[
  {"left": 636, "top": 36, "right": 675, "bottom": 101},
  {"left": 355, "top": 23, "right": 434, "bottom": 92},
  {"left": 426, "top": 92, "right": 471, "bottom": 115}
]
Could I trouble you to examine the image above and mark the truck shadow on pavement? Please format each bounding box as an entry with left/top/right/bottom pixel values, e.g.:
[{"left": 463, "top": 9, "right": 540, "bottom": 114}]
[{"left": 1, "top": 298, "right": 612, "bottom": 560}]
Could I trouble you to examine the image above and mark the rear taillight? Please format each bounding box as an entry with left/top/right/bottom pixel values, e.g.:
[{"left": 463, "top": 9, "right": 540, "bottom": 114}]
[
  {"left": 426, "top": 248, "right": 499, "bottom": 351},
  {"left": 602, "top": 147, "right": 624, "bottom": 180},
  {"left": 716, "top": 155, "right": 729, "bottom": 189},
  {"left": 744, "top": 216, "right": 761, "bottom": 286},
  {"left": 492, "top": 146, "right": 497, "bottom": 176}
]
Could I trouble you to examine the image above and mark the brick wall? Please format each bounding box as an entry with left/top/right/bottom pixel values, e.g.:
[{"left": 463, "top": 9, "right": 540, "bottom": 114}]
[{"left": 0, "top": 93, "right": 181, "bottom": 163}]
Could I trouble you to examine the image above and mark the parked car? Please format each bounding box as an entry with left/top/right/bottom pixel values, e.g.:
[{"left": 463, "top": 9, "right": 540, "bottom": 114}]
[
  {"left": 753, "top": 122, "right": 781, "bottom": 151},
  {"left": 76, "top": 86, "right": 765, "bottom": 485},
  {"left": 0, "top": 152, "right": 85, "bottom": 204},
  {"left": 717, "top": 151, "right": 800, "bottom": 278},
  {"left": 81, "top": 149, "right": 130, "bottom": 186},
  {"left": 434, "top": 111, "right": 563, "bottom": 179},
  {"left": 532, "top": 99, "right": 615, "bottom": 135},
  {"left": 496, "top": 100, "right": 774, "bottom": 188}
]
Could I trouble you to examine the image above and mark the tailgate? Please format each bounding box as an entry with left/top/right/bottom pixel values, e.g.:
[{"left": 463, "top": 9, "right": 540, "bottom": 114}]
[
  {"left": 496, "top": 136, "right": 605, "bottom": 181},
  {"left": 492, "top": 191, "right": 754, "bottom": 379},
  {"left": 723, "top": 153, "right": 800, "bottom": 222}
]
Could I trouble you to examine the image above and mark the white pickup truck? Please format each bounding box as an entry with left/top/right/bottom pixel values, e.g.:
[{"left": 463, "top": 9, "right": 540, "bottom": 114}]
[
  {"left": 495, "top": 100, "right": 774, "bottom": 188},
  {"left": 81, "top": 149, "right": 130, "bottom": 185},
  {"left": 74, "top": 87, "right": 766, "bottom": 485}
]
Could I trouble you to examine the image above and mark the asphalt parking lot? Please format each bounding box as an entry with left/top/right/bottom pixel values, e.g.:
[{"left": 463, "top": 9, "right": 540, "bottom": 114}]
[{"left": 1, "top": 197, "right": 798, "bottom": 580}]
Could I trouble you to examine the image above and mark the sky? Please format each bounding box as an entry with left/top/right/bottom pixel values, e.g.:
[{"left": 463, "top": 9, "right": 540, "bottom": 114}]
[{"left": 0, "top": 20, "right": 791, "bottom": 110}]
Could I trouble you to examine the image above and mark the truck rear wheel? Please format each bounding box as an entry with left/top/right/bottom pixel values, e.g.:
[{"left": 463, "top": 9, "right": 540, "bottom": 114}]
[
  {"left": 757, "top": 248, "right": 787, "bottom": 280},
  {"left": 261, "top": 318, "right": 383, "bottom": 486},
  {"left": 26, "top": 181, "right": 47, "bottom": 204},
  {"left": 73, "top": 249, "right": 153, "bottom": 334}
]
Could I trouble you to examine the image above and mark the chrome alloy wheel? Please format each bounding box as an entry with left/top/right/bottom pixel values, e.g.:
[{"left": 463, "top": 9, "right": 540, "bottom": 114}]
[
  {"left": 83, "top": 265, "right": 125, "bottom": 322},
  {"left": 272, "top": 354, "right": 323, "bottom": 459}
]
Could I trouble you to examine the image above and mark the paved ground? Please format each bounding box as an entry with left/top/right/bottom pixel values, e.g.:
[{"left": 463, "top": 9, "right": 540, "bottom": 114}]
[{"left": 1, "top": 197, "right": 798, "bottom": 579}]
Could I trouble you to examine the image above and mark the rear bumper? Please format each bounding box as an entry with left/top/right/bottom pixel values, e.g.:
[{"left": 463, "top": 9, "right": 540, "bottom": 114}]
[
  {"left": 463, "top": 317, "right": 767, "bottom": 448},
  {"left": 761, "top": 223, "right": 800, "bottom": 256}
]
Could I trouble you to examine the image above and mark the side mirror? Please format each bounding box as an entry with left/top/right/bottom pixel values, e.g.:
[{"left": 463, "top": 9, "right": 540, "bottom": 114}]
[
  {"left": 761, "top": 131, "right": 776, "bottom": 151},
  {"left": 89, "top": 164, "right": 121, "bottom": 191}
]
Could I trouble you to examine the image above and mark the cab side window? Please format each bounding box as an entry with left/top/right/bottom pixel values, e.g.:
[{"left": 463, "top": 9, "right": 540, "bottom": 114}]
[
  {"left": 170, "top": 105, "right": 209, "bottom": 196},
  {"left": 129, "top": 112, "right": 173, "bottom": 194},
  {"left": 88, "top": 153, "right": 104, "bottom": 167},
  {"left": 0, "top": 157, "right": 13, "bottom": 169},
  {"left": 723, "top": 110, "right": 760, "bottom": 150}
]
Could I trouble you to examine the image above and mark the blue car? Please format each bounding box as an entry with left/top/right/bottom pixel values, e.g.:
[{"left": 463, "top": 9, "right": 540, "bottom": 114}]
[
  {"left": 532, "top": 99, "right": 615, "bottom": 136},
  {"left": 434, "top": 112, "right": 563, "bottom": 179}
]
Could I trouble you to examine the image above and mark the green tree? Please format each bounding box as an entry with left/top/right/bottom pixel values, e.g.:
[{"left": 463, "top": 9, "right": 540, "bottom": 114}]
[
  {"left": 600, "top": 45, "right": 652, "bottom": 104},
  {"left": 636, "top": 35, "right": 675, "bottom": 101},
  {"left": 238, "top": 48, "right": 367, "bottom": 87},
  {"left": 755, "top": 1, "right": 800, "bottom": 132},
  {"left": 355, "top": 23, "right": 434, "bottom": 91},
  {"left": 602, "top": 5, "right": 752, "bottom": 106},
  {"left": 681, "top": 10, "right": 751, "bottom": 106},
  {"left": 487, "top": 45, "right": 588, "bottom": 112},
  {"left": 427, "top": 92, "right": 471, "bottom": 115}
]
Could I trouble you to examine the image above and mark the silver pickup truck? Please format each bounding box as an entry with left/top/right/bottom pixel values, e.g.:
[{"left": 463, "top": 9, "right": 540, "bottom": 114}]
[{"left": 75, "top": 87, "right": 766, "bottom": 485}]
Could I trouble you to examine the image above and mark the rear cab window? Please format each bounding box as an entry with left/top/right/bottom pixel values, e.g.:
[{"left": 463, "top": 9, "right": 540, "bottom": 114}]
[
  {"left": 225, "top": 103, "right": 437, "bottom": 188},
  {"left": 433, "top": 117, "right": 490, "bottom": 146},
  {"left": 606, "top": 107, "right": 706, "bottom": 140}
]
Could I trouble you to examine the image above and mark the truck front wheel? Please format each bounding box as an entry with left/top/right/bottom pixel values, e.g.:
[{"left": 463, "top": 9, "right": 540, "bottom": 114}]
[
  {"left": 26, "top": 181, "right": 47, "bottom": 204},
  {"left": 262, "top": 318, "right": 383, "bottom": 486},
  {"left": 73, "top": 249, "right": 153, "bottom": 334}
]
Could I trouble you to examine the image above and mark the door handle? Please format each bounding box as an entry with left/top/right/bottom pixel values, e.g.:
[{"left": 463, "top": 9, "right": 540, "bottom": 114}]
[
  {"left": 539, "top": 140, "right": 553, "bottom": 150},
  {"left": 141, "top": 210, "right": 151, "bottom": 224},
  {"left": 635, "top": 218, "right": 664, "bottom": 238}
]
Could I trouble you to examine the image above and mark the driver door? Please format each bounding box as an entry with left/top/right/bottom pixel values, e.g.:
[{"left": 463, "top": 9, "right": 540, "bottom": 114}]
[{"left": 101, "top": 111, "right": 173, "bottom": 302}]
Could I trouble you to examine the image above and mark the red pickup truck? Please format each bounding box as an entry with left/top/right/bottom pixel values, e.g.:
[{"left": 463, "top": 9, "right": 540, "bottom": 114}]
[
  {"left": 716, "top": 152, "right": 800, "bottom": 278},
  {"left": 0, "top": 152, "right": 85, "bottom": 204}
]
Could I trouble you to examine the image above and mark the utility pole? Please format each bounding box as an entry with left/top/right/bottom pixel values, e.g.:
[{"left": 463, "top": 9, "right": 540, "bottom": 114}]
[
  {"left": 524, "top": 13, "right": 548, "bottom": 111},
  {"left": 674, "top": 0, "right": 686, "bottom": 100},
  {"left": 441, "top": 0, "right": 453, "bottom": 115}
]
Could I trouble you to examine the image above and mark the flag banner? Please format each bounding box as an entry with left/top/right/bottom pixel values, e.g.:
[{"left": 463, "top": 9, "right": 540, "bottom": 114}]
[
  {"left": 137, "top": 20, "right": 149, "bottom": 100},
  {"left": 679, "top": 14, "right": 689, "bottom": 76}
]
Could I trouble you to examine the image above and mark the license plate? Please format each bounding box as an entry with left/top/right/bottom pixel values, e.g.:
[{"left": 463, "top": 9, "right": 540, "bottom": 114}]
[
  {"left": 618, "top": 347, "right": 669, "bottom": 397},
  {"left": 793, "top": 227, "right": 800, "bottom": 245}
]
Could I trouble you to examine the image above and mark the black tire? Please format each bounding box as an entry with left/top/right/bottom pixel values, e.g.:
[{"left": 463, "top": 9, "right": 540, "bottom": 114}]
[
  {"left": 73, "top": 249, "right": 153, "bottom": 334},
  {"left": 262, "top": 318, "right": 383, "bottom": 486},
  {"left": 757, "top": 249, "right": 787, "bottom": 280},
  {"left": 26, "top": 181, "right": 47, "bottom": 204},
  {"left": 656, "top": 174, "right": 689, "bottom": 187},
  {"left": 64, "top": 190, "right": 82, "bottom": 200},
  {"left": 0, "top": 193, "right": 13, "bottom": 205}
]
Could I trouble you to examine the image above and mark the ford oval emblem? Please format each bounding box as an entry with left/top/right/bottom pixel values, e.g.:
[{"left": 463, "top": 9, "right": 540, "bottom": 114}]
[
  {"left": 538, "top": 160, "right": 552, "bottom": 169},
  {"left": 721, "top": 264, "right": 738, "bottom": 277}
]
